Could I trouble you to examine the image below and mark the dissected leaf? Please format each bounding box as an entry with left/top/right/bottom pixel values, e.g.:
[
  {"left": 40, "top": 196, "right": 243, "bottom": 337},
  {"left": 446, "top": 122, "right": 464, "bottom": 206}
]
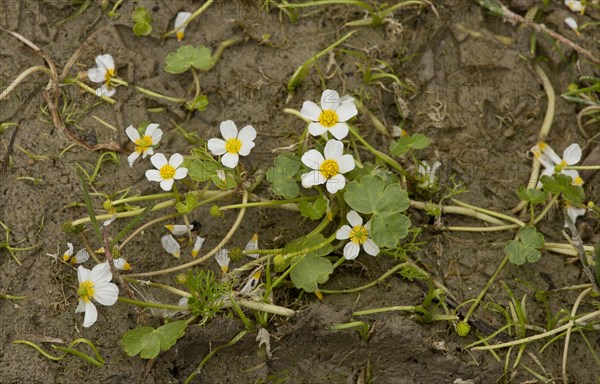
[
  {"left": 266, "top": 154, "right": 301, "bottom": 199},
  {"left": 184, "top": 158, "right": 219, "bottom": 182},
  {"left": 164, "top": 45, "right": 215, "bottom": 74},
  {"left": 505, "top": 226, "right": 544, "bottom": 265}
]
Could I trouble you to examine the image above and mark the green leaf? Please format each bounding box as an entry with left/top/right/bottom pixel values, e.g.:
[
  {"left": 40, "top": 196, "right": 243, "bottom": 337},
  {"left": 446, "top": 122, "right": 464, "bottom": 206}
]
[
  {"left": 290, "top": 253, "right": 333, "bottom": 292},
  {"left": 299, "top": 196, "right": 327, "bottom": 220},
  {"left": 516, "top": 187, "right": 547, "bottom": 204},
  {"left": 540, "top": 174, "right": 585, "bottom": 204},
  {"left": 519, "top": 226, "right": 544, "bottom": 248},
  {"left": 505, "top": 240, "right": 527, "bottom": 265},
  {"left": 132, "top": 7, "right": 152, "bottom": 36},
  {"left": 184, "top": 158, "right": 219, "bottom": 182},
  {"left": 164, "top": 45, "right": 215, "bottom": 74},
  {"left": 389, "top": 133, "right": 430, "bottom": 156},
  {"left": 266, "top": 154, "right": 301, "bottom": 199},
  {"left": 176, "top": 193, "right": 199, "bottom": 214},
  {"left": 185, "top": 95, "right": 209, "bottom": 111},
  {"left": 211, "top": 170, "right": 237, "bottom": 190},
  {"left": 121, "top": 320, "right": 188, "bottom": 359},
  {"left": 371, "top": 212, "right": 411, "bottom": 248},
  {"left": 343, "top": 175, "right": 409, "bottom": 214}
]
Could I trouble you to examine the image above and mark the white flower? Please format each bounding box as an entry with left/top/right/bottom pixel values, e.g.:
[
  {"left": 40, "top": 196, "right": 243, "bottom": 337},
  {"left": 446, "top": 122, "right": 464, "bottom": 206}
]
[
  {"left": 564, "top": 17, "right": 579, "bottom": 35},
  {"left": 76, "top": 263, "right": 119, "bottom": 328},
  {"left": 126, "top": 124, "right": 163, "bottom": 167},
  {"left": 207, "top": 120, "right": 256, "bottom": 168},
  {"left": 63, "top": 243, "right": 89, "bottom": 264},
  {"left": 417, "top": 161, "right": 441, "bottom": 188},
  {"left": 245, "top": 233, "right": 259, "bottom": 259},
  {"left": 161, "top": 234, "right": 181, "bottom": 258},
  {"left": 113, "top": 258, "right": 131, "bottom": 271},
  {"left": 300, "top": 89, "right": 358, "bottom": 140},
  {"left": 165, "top": 224, "right": 193, "bottom": 236},
  {"left": 88, "top": 54, "right": 116, "bottom": 97},
  {"left": 215, "top": 249, "right": 230, "bottom": 273},
  {"left": 301, "top": 139, "right": 355, "bottom": 194},
  {"left": 335, "top": 211, "right": 380, "bottom": 260},
  {"left": 564, "top": 202, "right": 586, "bottom": 228},
  {"left": 174, "top": 12, "right": 192, "bottom": 41},
  {"left": 145, "top": 153, "right": 188, "bottom": 191},
  {"left": 62, "top": 242, "right": 74, "bottom": 262},
  {"left": 191, "top": 236, "right": 205, "bottom": 257},
  {"left": 531, "top": 142, "right": 583, "bottom": 186},
  {"left": 240, "top": 271, "right": 261, "bottom": 295},
  {"left": 564, "top": 0, "right": 585, "bottom": 14}
]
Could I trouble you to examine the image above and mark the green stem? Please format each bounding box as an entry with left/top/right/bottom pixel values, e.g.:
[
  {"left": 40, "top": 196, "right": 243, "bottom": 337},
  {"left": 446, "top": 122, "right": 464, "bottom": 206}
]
[
  {"left": 322, "top": 262, "right": 408, "bottom": 294},
  {"left": 220, "top": 196, "right": 316, "bottom": 211},
  {"left": 533, "top": 194, "right": 560, "bottom": 225},
  {"left": 463, "top": 254, "right": 510, "bottom": 323},
  {"left": 353, "top": 305, "right": 425, "bottom": 316},
  {"left": 74, "top": 80, "right": 115, "bottom": 104},
  {"left": 349, "top": 125, "right": 405, "bottom": 174},
  {"left": 451, "top": 198, "right": 525, "bottom": 226},
  {"left": 564, "top": 165, "right": 600, "bottom": 170},
  {"left": 117, "top": 296, "right": 187, "bottom": 311}
]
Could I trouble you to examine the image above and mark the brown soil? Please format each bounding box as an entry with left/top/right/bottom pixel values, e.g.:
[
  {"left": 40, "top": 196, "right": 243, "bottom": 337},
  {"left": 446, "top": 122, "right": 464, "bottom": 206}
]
[{"left": 1, "top": 1, "right": 599, "bottom": 383}]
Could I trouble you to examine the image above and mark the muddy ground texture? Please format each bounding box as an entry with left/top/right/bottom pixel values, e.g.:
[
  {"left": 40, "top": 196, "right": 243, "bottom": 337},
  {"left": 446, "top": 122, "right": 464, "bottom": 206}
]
[{"left": 1, "top": 1, "right": 599, "bottom": 383}]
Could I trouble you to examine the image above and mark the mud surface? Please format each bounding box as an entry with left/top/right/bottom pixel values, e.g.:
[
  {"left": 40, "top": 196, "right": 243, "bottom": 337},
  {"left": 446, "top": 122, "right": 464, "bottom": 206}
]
[{"left": 1, "top": 1, "right": 599, "bottom": 383}]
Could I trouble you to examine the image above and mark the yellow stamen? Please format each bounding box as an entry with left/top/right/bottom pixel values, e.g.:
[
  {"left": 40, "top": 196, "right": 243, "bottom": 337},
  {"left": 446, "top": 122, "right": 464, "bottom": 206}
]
[
  {"left": 225, "top": 138, "right": 242, "bottom": 154},
  {"left": 77, "top": 280, "right": 95, "bottom": 303},
  {"left": 573, "top": 176, "right": 584, "bottom": 186},
  {"left": 62, "top": 254, "right": 71, "bottom": 262},
  {"left": 350, "top": 225, "right": 368, "bottom": 245},
  {"left": 134, "top": 135, "right": 153, "bottom": 153},
  {"left": 160, "top": 164, "right": 176, "bottom": 179},
  {"left": 177, "top": 31, "right": 184, "bottom": 41},
  {"left": 320, "top": 159, "right": 339, "bottom": 179},
  {"left": 319, "top": 109, "right": 339, "bottom": 128}
]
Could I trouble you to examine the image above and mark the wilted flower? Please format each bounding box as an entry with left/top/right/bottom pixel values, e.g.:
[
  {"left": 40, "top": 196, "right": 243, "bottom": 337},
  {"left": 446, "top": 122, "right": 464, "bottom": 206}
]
[
  {"left": 165, "top": 224, "right": 193, "bottom": 236},
  {"left": 215, "top": 249, "right": 230, "bottom": 273},
  {"left": 564, "top": 0, "right": 585, "bottom": 14},
  {"left": 240, "top": 271, "right": 261, "bottom": 295},
  {"left": 174, "top": 12, "right": 192, "bottom": 41},
  {"left": 191, "top": 236, "right": 205, "bottom": 257},
  {"left": 161, "top": 234, "right": 181, "bottom": 258},
  {"left": 88, "top": 54, "right": 116, "bottom": 97},
  {"left": 76, "top": 263, "right": 119, "bottom": 327},
  {"left": 417, "top": 161, "right": 441, "bottom": 189},
  {"left": 63, "top": 243, "right": 89, "bottom": 264},
  {"left": 245, "top": 233, "right": 259, "bottom": 259},
  {"left": 113, "top": 258, "right": 131, "bottom": 271},
  {"left": 335, "top": 210, "right": 379, "bottom": 260},
  {"left": 126, "top": 124, "right": 163, "bottom": 167},
  {"left": 301, "top": 139, "right": 355, "bottom": 194},
  {"left": 145, "top": 153, "right": 188, "bottom": 191},
  {"left": 300, "top": 89, "right": 358, "bottom": 140},
  {"left": 564, "top": 17, "right": 579, "bottom": 35},
  {"left": 207, "top": 120, "right": 256, "bottom": 168}
]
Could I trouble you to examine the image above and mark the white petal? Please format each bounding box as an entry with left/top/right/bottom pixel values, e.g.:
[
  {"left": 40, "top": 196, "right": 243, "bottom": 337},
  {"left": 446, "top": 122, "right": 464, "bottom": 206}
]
[
  {"left": 83, "top": 302, "right": 98, "bottom": 327},
  {"left": 125, "top": 125, "right": 140, "bottom": 142},
  {"left": 160, "top": 178, "right": 175, "bottom": 191},
  {"left": 337, "top": 154, "right": 356, "bottom": 174},
  {"left": 343, "top": 242, "right": 360, "bottom": 260},
  {"left": 565, "top": 205, "right": 586, "bottom": 227},
  {"left": 362, "top": 239, "right": 380, "bottom": 256},
  {"left": 308, "top": 122, "right": 328, "bottom": 137},
  {"left": 73, "top": 249, "right": 89, "bottom": 264},
  {"left": 150, "top": 127, "right": 163, "bottom": 144},
  {"left": 339, "top": 95, "right": 354, "bottom": 105},
  {"left": 166, "top": 224, "right": 192, "bottom": 236},
  {"left": 64, "top": 242, "right": 74, "bottom": 258},
  {"left": 90, "top": 262, "right": 112, "bottom": 285},
  {"left": 128, "top": 151, "right": 140, "bottom": 167},
  {"left": 336, "top": 225, "right": 352, "bottom": 240},
  {"left": 191, "top": 236, "right": 205, "bottom": 257},
  {"left": 114, "top": 258, "right": 131, "bottom": 271},
  {"left": 161, "top": 235, "right": 180, "bottom": 258},
  {"left": 220, "top": 120, "right": 238, "bottom": 139},
  {"left": 301, "top": 149, "right": 325, "bottom": 169},
  {"left": 145, "top": 123, "right": 159, "bottom": 136},
  {"left": 146, "top": 169, "right": 162, "bottom": 182},
  {"left": 103, "top": 213, "right": 117, "bottom": 227},
  {"left": 301, "top": 170, "right": 326, "bottom": 188},
  {"left": 323, "top": 139, "right": 344, "bottom": 160},
  {"left": 77, "top": 265, "right": 91, "bottom": 284},
  {"left": 221, "top": 152, "right": 239, "bottom": 168},
  {"left": 328, "top": 123, "right": 349, "bottom": 140},
  {"left": 208, "top": 138, "right": 227, "bottom": 156},
  {"left": 335, "top": 101, "right": 357, "bottom": 122},
  {"left": 238, "top": 140, "right": 255, "bottom": 156},
  {"left": 169, "top": 153, "right": 184, "bottom": 168},
  {"left": 326, "top": 174, "right": 346, "bottom": 193},
  {"left": 562, "top": 144, "right": 582, "bottom": 165},
  {"left": 540, "top": 143, "right": 561, "bottom": 165},
  {"left": 321, "top": 89, "right": 340, "bottom": 111},
  {"left": 150, "top": 153, "right": 168, "bottom": 169},
  {"left": 245, "top": 234, "right": 259, "bottom": 258},
  {"left": 95, "top": 54, "right": 114, "bottom": 71},
  {"left": 174, "top": 167, "right": 188, "bottom": 180},
  {"left": 215, "top": 249, "right": 230, "bottom": 272},
  {"left": 564, "top": 17, "right": 578, "bottom": 31},
  {"left": 238, "top": 125, "right": 257, "bottom": 143},
  {"left": 175, "top": 11, "right": 192, "bottom": 29},
  {"left": 144, "top": 148, "right": 154, "bottom": 157},
  {"left": 93, "top": 282, "right": 119, "bottom": 306},
  {"left": 87, "top": 68, "right": 106, "bottom": 83},
  {"left": 96, "top": 84, "right": 115, "bottom": 97},
  {"left": 300, "top": 101, "right": 322, "bottom": 121},
  {"left": 346, "top": 210, "right": 363, "bottom": 227},
  {"left": 76, "top": 300, "right": 86, "bottom": 313}
]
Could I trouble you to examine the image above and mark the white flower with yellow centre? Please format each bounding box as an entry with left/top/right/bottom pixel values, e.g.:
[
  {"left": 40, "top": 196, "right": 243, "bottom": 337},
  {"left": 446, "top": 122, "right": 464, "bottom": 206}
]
[
  {"left": 145, "top": 153, "right": 188, "bottom": 191},
  {"left": 215, "top": 249, "right": 230, "bottom": 273},
  {"left": 126, "top": 124, "right": 163, "bottom": 167},
  {"left": 531, "top": 142, "right": 583, "bottom": 186},
  {"left": 76, "top": 263, "right": 119, "bottom": 328},
  {"left": 62, "top": 243, "right": 89, "bottom": 264},
  {"left": 208, "top": 120, "right": 256, "bottom": 168},
  {"left": 336, "top": 210, "right": 380, "bottom": 260},
  {"left": 174, "top": 12, "right": 192, "bottom": 41},
  {"left": 564, "top": 0, "right": 585, "bottom": 14},
  {"left": 300, "top": 90, "right": 358, "bottom": 140},
  {"left": 301, "top": 139, "right": 355, "bottom": 194},
  {"left": 88, "top": 54, "right": 116, "bottom": 97}
]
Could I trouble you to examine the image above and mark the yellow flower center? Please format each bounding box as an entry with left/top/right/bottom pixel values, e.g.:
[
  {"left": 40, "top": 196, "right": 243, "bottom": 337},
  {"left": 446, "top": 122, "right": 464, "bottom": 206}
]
[
  {"left": 319, "top": 109, "right": 339, "bottom": 128},
  {"left": 573, "top": 176, "right": 584, "bottom": 186},
  {"left": 135, "top": 135, "right": 153, "bottom": 153},
  {"left": 160, "top": 164, "right": 176, "bottom": 179},
  {"left": 225, "top": 138, "right": 242, "bottom": 154},
  {"left": 77, "top": 280, "right": 95, "bottom": 303},
  {"left": 320, "top": 159, "right": 339, "bottom": 179},
  {"left": 104, "top": 69, "right": 115, "bottom": 85},
  {"left": 350, "top": 225, "right": 368, "bottom": 244}
]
